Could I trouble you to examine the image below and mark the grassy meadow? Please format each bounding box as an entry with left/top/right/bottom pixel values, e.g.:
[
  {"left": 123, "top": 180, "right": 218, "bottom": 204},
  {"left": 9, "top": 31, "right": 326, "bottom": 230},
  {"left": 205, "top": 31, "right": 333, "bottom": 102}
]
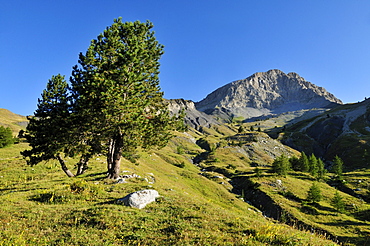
[{"left": 0, "top": 136, "right": 339, "bottom": 245}]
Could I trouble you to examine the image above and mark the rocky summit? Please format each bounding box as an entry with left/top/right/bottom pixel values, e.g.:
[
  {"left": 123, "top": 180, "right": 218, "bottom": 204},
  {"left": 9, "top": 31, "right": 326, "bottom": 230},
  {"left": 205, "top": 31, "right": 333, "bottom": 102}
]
[{"left": 195, "top": 69, "right": 342, "bottom": 119}]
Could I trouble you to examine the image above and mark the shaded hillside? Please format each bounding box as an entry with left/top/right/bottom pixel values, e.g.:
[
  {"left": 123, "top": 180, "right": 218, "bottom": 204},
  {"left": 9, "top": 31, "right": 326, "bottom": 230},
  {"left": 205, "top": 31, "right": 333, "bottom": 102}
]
[
  {"left": 196, "top": 69, "right": 342, "bottom": 119},
  {"left": 281, "top": 98, "right": 370, "bottom": 170}
]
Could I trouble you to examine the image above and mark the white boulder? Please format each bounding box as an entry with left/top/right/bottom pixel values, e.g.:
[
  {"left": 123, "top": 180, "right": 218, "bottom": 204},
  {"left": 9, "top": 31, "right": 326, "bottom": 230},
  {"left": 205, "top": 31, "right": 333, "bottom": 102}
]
[{"left": 117, "top": 189, "right": 159, "bottom": 209}]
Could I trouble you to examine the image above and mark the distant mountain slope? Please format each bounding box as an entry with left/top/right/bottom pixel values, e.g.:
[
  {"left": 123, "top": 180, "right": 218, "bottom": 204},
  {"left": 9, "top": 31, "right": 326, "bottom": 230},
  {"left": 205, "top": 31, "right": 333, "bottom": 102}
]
[
  {"left": 195, "top": 69, "right": 342, "bottom": 119},
  {"left": 0, "top": 108, "right": 28, "bottom": 134},
  {"left": 282, "top": 98, "right": 370, "bottom": 170},
  {"left": 168, "top": 99, "right": 220, "bottom": 130}
]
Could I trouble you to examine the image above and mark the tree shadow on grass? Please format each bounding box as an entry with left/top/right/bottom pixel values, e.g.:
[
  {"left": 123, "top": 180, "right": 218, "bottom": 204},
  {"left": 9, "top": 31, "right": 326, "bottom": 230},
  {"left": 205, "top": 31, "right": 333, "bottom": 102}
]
[
  {"left": 323, "top": 220, "right": 369, "bottom": 227},
  {"left": 300, "top": 202, "right": 337, "bottom": 215},
  {"left": 313, "top": 202, "right": 337, "bottom": 214},
  {"left": 1, "top": 187, "right": 47, "bottom": 194},
  {"left": 354, "top": 208, "right": 370, "bottom": 221},
  {"left": 289, "top": 172, "right": 316, "bottom": 181},
  {"left": 83, "top": 172, "right": 107, "bottom": 181},
  {"left": 322, "top": 219, "right": 370, "bottom": 245},
  {"left": 340, "top": 236, "right": 369, "bottom": 246}
]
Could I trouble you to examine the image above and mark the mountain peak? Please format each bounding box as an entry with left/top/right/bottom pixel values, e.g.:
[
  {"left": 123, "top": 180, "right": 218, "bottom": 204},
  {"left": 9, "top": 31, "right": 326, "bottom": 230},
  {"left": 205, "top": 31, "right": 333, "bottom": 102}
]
[{"left": 195, "top": 70, "right": 342, "bottom": 119}]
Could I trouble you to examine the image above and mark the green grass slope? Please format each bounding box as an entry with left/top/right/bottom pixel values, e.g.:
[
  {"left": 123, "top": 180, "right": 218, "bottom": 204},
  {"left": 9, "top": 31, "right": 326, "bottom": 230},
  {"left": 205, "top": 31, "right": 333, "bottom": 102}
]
[
  {"left": 0, "top": 108, "right": 28, "bottom": 134},
  {"left": 246, "top": 173, "right": 370, "bottom": 245},
  {"left": 0, "top": 138, "right": 337, "bottom": 245}
]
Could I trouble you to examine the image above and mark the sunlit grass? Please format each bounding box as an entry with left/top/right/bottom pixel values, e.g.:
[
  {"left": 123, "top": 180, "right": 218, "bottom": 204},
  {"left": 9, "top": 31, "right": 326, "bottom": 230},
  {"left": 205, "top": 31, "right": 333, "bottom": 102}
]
[{"left": 0, "top": 138, "right": 338, "bottom": 245}]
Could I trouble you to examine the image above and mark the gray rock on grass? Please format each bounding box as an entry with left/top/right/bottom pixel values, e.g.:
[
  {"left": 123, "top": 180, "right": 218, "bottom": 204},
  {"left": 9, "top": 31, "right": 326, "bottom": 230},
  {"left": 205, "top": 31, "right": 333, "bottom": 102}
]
[{"left": 117, "top": 189, "right": 160, "bottom": 209}]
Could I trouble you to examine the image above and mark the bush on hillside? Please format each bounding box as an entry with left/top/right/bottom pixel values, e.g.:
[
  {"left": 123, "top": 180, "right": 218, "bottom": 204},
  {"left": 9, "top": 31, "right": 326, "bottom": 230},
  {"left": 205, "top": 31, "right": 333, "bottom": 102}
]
[{"left": 0, "top": 126, "right": 15, "bottom": 148}]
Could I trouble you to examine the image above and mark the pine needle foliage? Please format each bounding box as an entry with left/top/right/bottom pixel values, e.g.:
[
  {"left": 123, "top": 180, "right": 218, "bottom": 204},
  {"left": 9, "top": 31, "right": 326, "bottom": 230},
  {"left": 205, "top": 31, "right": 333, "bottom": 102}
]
[
  {"left": 332, "top": 155, "right": 344, "bottom": 179},
  {"left": 272, "top": 154, "right": 290, "bottom": 177},
  {"left": 331, "top": 190, "right": 345, "bottom": 213},
  {"left": 298, "top": 151, "right": 310, "bottom": 172},
  {"left": 21, "top": 75, "right": 77, "bottom": 176},
  {"left": 22, "top": 18, "right": 184, "bottom": 178},
  {"left": 69, "top": 18, "right": 184, "bottom": 178},
  {"left": 307, "top": 182, "right": 322, "bottom": 203}
]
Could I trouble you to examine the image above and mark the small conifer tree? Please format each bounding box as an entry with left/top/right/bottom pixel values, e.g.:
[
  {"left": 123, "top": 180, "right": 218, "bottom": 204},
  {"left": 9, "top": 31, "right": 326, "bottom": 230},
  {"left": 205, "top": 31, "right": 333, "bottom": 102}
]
[
  {"left": 317, "top": 158, "right": 326, "bottom": 180},
  {"left": 289, "top": 156, "right": 300, "bottom": 171},
  {"left": 272, "top": 154, "right": 290, "bottom": 177},
  {"left": 331, "top": 190, "right": 345, "bottom": 212},
  {"left": 307, "top": 182, "right": 322, "bottom": 203},
  {"left": 332, "top": 155, "right": 344, "bottom": 179},
  {"left": 309, "top": 153, "right": 319, "bottom": 177},
  {"left": 299, "top": 152, "right": 310, "bottom": 172}
]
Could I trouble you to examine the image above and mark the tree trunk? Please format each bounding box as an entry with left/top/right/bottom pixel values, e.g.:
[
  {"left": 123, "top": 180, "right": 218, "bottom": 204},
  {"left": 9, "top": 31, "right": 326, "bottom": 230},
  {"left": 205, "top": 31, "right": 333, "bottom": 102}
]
[
  {"left": 107, "top": 139, "right": 114, "bottom": 173},
  {"left": 107, "top": 134, "right": 122, "bottom": 179},
  {"left": 56, "top": 154, "right": 75, "bottom": 177},
  {"left": 76, "top": 155, "right": 90, "bottom": 176}
]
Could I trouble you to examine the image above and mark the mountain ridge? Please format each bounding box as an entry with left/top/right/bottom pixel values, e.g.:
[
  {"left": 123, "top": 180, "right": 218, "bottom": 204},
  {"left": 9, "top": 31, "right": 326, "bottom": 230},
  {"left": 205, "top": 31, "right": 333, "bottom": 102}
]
[{"left": 195, "top": 69, "right": 342, "bottom": 119}]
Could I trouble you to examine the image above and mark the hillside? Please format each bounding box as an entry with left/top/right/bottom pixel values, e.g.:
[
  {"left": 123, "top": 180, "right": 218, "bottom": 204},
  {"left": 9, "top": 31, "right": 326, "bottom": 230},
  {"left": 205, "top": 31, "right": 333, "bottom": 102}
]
[
  {"left": 0, "top": 136, "right": 338, "bottom": 245},
  {"left": 281, "top": 98, "right": 370, "bottom": 170},
  {"left": 0, "top": 108, "right": 28, "bottom": 134}
]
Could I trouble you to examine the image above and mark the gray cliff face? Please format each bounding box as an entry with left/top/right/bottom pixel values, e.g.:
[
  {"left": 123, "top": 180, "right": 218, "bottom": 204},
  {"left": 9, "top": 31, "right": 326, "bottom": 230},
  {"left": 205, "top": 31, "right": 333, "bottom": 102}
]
[
  {"left": 195, "top": 69, "right": 342, "bottom": 118},
  {"left": 167, "top": 99, "right": 219, "bottom": 130}
]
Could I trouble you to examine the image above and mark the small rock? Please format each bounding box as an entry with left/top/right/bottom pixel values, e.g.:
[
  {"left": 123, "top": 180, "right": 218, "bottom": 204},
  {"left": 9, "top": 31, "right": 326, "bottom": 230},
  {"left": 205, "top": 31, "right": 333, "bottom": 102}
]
[{"left": 116, "top": 178, "right": 127, "bottom": 184}]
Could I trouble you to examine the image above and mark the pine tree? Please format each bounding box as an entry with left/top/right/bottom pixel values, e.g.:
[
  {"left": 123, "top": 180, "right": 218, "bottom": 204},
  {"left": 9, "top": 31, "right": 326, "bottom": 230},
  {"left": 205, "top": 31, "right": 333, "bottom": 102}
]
[
  {"left": 332, "top": 155, "right": 344, "bottom": 179},
  {"left": 70, "top": 18, "right": 184, "bottom": 179},
  {"left": 317, "top": 158, "right": 326, "bottom": 180},
  {"left": 331, "top": 190, "right": 345, "bottom": 212},
  {"left": 298, "top": 151, "right": 309, "bottom": 172},
  {"left": 289, "top": 156, "right": 300, "bottom": 171},
  {"left": 272, "top": 154, "right": 290, "bottom": 177},
  {"left": 307, "top": 182, "right": 322, "bottom": 203},
  {"left": 21, "top": 75, "right": 76, "bottom": 177},
  {"left": 309, "top": 153, "right": 319, "bottom": 177}
]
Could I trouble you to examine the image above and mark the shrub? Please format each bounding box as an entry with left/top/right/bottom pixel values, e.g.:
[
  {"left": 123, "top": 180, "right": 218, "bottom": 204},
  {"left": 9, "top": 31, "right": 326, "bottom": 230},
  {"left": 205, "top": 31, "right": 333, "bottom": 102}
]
[{"left": 0, "top": 126, "right": 15, "bottom": 148}]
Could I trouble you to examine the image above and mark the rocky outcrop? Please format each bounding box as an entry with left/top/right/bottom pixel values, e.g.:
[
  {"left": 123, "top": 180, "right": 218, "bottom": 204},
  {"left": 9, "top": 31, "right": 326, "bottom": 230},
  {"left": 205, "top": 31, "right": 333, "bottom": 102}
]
[
  {"left": 168, "top": 99, "right": 219, "bottom": 130},
  {"left": 195, "top": 69, "right": 342, "bottom": 119}
]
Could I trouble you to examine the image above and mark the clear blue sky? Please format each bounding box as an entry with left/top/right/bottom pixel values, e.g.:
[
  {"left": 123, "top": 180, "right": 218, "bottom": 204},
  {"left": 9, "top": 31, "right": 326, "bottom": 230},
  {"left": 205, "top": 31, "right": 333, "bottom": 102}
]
[{"left": 1, "top": 1, "right": 370, "bottom": 115}]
